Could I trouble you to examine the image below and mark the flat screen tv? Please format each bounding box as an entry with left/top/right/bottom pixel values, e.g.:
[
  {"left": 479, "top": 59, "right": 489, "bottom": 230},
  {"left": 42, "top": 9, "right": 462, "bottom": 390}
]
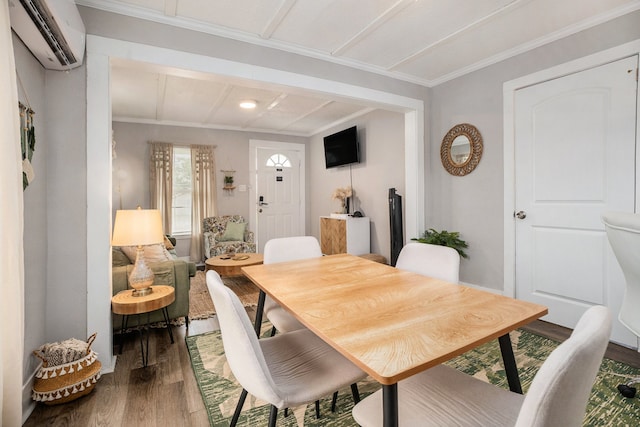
[{"left": 323, "top": 126, "right": 359, "bottom": 168}]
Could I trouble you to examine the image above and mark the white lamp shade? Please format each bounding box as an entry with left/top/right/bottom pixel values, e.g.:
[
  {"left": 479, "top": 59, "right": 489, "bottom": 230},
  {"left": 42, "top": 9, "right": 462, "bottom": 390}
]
[{"left": 111, "top": 208, "right": 164, "bottom": 247}]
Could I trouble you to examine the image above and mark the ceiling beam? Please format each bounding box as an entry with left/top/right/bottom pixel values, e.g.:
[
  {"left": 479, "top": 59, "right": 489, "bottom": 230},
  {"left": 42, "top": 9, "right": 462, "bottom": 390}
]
[
  {"left": 203, "top": 83, "right": 233, "bottom": 123},
  {"left": 332, "top": 0, "right": 415, "bottom": 56},
  {"left": 388, "top": 0, "right": 524, "bottom": 71},
  {"left": 261, "top": 0, "right": 297, "bottom": 39},
  {"left": 163, "top": 0, "right": 177, "bottom": 17}
]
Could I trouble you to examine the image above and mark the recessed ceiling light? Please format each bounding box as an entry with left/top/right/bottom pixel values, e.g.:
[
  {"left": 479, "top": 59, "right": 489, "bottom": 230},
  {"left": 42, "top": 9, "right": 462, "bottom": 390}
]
[{"left": 240, "top": 100, "right": 257, "bottom": 109}]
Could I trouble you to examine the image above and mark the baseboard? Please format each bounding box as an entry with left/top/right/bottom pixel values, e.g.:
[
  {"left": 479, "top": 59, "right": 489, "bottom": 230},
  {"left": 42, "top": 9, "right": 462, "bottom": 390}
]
[
  {"left": 101, "top": 354, "right": 117, "bottom": 374},
  {"left": 459, "top": 281, "right": 504, "bottom": 295},
  {"left": 22, "top": 362, "right": 41, "bottom": 424}
]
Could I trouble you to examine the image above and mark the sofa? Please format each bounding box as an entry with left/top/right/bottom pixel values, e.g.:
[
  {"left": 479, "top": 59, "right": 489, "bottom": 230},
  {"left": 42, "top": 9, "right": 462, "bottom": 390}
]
[
  {"left": 202, "top": 215, "right": 256, "bottom": 259},
  {"left": 112, "top": 238, "right": 196, "bottom": 331}
]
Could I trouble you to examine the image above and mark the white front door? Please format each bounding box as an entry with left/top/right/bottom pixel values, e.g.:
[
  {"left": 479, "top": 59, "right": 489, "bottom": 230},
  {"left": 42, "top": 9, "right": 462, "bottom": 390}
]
[
  {"left": 514, "top": 55, "right": 638, "bottom": 346},
  {"left": 250, "top": 140, "right": 305, "bottom": 253}
]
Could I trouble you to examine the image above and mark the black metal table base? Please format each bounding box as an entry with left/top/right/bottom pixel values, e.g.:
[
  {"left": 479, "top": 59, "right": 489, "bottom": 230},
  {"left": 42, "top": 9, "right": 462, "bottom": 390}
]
[
  {"left": 118, "top": 307, "right": 175, "bottom": 367},
  {"left": 254, "top": 290, "right": 266, "bottom": 337},
  {"left": 498, "top": 333, "right": 522, "bottom": 393}
]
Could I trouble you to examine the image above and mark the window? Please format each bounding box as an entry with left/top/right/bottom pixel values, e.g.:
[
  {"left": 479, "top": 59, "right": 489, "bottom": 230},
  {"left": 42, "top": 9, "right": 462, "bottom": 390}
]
[
  {"left": 172, "top": 146, "right": 192, "bottom": 234},
  {"left": 266, "top": 153, "right": 292, "bottom": 168}
]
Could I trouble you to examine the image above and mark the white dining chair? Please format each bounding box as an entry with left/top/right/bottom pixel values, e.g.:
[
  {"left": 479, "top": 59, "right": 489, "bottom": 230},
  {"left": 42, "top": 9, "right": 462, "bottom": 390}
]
[
  {"left": 206, "top": 270, "right": 366, "bottom": 426},
  {"left": 395, "top": 242, "right": 460, "bottom": 283},
  {"left": 262, "top": 236, "right": 323, "bottom": 335},
  {"left": 602, "top": 211, "right": 640, "bottom": 398},
  {"left": 352, "top": 305, "right": 611, "bottom": 427}
]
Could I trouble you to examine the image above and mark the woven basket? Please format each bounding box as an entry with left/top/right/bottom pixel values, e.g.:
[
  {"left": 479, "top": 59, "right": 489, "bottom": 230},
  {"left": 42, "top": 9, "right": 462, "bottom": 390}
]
[{"left": 32, "top": 333, "right": 102, "bottom": 405}]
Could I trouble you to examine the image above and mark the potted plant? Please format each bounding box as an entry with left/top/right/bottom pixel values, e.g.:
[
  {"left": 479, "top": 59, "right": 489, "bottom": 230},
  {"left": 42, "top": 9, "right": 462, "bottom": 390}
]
[
  {"left": 224, "top": 175, "right": 234, "bottom": 188},
  {"left": 412, "top": 228, "right": 468, "bottom": 258}
]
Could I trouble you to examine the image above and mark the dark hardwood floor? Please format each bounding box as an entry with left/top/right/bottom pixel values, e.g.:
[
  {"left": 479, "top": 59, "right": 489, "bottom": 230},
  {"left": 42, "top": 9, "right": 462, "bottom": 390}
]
[
  {"left": 24, "top": 312, "right": 640, "bottom": 426},
  {"left": 23, "top": 314, "right": 228, "bottom": 427},
  {"left": 522, "top": 319, "right": 640, "bottom": 369}
]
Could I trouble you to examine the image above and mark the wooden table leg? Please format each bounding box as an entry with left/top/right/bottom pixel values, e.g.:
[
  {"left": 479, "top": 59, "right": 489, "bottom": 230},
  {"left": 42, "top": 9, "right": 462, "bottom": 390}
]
[
  {"left": 499, "top": 333, "right": 523, "bottom": 394},
  {"left": 382, "top": 383, "right": 398, "bottom": 427}
]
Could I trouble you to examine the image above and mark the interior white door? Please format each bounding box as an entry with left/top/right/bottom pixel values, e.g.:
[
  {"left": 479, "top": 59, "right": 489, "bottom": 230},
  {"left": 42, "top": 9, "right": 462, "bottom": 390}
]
[
  {"left": 514, "top": 55, "right": 638, "bottom": 347},
  {"left": 250, "top": 141, "right": 305, "bottom": 253}
]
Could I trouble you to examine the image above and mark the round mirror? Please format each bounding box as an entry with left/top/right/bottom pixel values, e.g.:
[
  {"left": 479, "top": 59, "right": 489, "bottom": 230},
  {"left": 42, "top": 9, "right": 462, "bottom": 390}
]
[
  {"left": 451, "top": 135, "right": 471, "bottom": 165},
  {"left": 441, "top": 123, "right": 483, "bottom": 176}
]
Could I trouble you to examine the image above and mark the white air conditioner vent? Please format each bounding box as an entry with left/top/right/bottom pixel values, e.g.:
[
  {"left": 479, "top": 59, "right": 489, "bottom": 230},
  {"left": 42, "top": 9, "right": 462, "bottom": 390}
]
[{"left": 9, "top": 0, "right": 85, "bottom": 70}]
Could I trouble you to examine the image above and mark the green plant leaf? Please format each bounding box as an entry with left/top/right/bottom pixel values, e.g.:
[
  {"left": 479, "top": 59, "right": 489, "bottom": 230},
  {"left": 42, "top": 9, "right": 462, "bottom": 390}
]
[{"left": 411, "top": 228, "right": 468, "bottom": 258}]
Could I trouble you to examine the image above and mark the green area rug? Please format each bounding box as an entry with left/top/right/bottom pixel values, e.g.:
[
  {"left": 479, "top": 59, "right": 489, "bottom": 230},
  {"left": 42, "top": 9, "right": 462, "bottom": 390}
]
[{"left": 186, "top": 326, "right": 640, "bottom": 426}]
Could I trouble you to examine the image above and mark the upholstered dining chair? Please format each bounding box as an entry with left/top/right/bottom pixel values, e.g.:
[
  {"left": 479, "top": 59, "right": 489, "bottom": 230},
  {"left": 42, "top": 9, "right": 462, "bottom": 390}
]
[
  {"left": 206, "top": 270, "right": 366, "bottom": 427},
  {"left": 602, "top": 211, "right": 640, "bottom": 398},
  {"left": 352, "top": 305, "right": 611, "bottom": 427},
  {"left": 395, "top": 242, "right": 460, "bottom": 283},
  {"left": 262, "top": 236, "right": 323, "bottom": 336}
]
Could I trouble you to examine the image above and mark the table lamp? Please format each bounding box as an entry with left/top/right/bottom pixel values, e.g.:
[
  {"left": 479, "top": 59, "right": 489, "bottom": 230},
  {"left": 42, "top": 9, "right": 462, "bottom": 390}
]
[{"left": 111, "top": 207, "right": 164, "bottom": 296}]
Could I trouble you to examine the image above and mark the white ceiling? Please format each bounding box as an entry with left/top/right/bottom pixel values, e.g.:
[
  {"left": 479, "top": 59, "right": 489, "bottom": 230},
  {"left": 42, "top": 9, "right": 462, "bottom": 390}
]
[{"left": 81, "top": 0, "right": 640, "bottom": 136}]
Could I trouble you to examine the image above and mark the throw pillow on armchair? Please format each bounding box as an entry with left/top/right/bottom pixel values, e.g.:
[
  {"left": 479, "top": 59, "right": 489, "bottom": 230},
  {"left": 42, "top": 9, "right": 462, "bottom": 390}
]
[{"left": 202, "top": 215, "right": 256, "bottom": 259}]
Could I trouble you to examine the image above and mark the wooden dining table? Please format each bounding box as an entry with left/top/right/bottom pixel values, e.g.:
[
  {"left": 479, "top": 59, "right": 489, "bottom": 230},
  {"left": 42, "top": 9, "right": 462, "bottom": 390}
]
[{"left": 242, "top": 253, "right": 548, "bottom": 427}]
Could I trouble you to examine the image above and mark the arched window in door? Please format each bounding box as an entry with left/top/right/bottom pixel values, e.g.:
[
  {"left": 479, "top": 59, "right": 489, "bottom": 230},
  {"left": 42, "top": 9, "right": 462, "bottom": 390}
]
[{"left": 266, "top": 153, "right": 292, "bottom": 168}]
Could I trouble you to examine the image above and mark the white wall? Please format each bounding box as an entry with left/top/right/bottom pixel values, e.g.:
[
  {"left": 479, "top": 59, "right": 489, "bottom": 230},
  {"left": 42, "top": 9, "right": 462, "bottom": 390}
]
[
  {"left": 309, "top": 110, "right": 405, "bottom": 261},
  {"left": 112, "top": 122, "right": 307, "bottom": 256},
  {"left": 429, "top": 10, "right": 640, "bottom": 290},
  {"left": 13, "top": 34, "right": 47, "bottom": 407},
  {"left": 113, "top": 112, "right": 406, "bottom": 262},
  {"left": 45, "top": 65, "right": 88, "bottom": 339},
  {"left": 14, "top": 30, "right": 88, "bottom": 419}
]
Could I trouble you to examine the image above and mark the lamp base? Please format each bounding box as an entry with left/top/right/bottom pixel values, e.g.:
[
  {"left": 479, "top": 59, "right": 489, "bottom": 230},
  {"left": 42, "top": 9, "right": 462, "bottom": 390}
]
[
  {"left": 128, "top": 246, "right": 155, "bottom": 297},
  {"left": 132, "top": 287, "right": 153, "bottom": 297}
]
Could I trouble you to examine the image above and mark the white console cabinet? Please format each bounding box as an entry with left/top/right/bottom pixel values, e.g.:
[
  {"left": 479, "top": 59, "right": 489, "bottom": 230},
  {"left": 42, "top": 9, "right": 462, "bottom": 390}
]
[{"left": 320, "top": 216, "right": 370, "bottom": 255}]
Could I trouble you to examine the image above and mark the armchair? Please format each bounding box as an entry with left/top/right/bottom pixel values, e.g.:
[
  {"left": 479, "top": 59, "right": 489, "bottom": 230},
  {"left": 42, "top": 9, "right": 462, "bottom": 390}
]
[{"left": 202, "top": 215, "right": 256, "bottom": 260}]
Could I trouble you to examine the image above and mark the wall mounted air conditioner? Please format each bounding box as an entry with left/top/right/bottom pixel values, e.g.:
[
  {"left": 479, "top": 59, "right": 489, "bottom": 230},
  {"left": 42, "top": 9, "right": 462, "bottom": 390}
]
[{"left": 9, "top": 0, "right": 85, "bottom": 71}]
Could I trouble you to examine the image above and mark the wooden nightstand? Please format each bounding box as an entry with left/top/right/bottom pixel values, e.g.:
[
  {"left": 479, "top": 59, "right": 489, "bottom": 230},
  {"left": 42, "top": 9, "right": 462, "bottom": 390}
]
[{"left": 111, "top": 285, "right": 175, "bottom": 367}]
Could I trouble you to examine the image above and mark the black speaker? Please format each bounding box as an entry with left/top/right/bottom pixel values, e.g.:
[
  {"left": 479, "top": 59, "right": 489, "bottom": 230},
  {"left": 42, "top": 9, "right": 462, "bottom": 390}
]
[{"left": 389, "top": 188, "right": 403, "bottom": 266}]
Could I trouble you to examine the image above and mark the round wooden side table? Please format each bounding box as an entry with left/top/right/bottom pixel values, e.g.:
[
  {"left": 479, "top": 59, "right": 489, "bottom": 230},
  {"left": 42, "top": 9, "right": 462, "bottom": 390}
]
[
  {"left": 111, "top": 285, "right": 175, "bottom": 367},
  {"left": 205, "top": 253, "right": 264, "bottom": 277}
]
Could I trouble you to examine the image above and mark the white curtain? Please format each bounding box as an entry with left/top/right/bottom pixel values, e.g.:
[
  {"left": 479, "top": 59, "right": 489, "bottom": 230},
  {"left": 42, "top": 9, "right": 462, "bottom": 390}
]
[
  {"left": 1, "top": 3, "right": 25, "bottom": 425},
  {"left": 149, "top": 142, "right": 173, "bottom": 234},
  {"left": 190, "top": 144, "right": 217, "bottom": 261}
]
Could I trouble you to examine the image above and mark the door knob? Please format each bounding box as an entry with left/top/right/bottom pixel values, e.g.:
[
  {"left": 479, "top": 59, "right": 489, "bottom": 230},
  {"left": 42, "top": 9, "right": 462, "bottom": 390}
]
[{"left": 515, "top": 211, "right": 526, "bottom": 219}]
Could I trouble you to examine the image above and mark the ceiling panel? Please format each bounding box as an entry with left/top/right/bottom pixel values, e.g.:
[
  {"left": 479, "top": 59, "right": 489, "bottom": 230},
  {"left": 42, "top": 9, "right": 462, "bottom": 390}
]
[
  {"left": 95, "top": 0, "right": 640, "bottom": 135},
  {"left": 161, "top": 75, "right": 229, "bottom": 123},
  {"left": 341, "top": 0, "right": 516, "bottom": 69},
  {"left": 175, "top": 0, "right": 285, "bottom": 34},
  {"left": 248, "top": 94, "right": 332, "bottom": 130},
  {"left": 209, "top": 86, "right": 285, "bottom": 128},
  {"left": 269, "top": 0, "right": 400, "bottom": 53},
  {"left": 284, "top": 102, "right": 371, "bottom": 134},
  {"left": 110, "top": 67, "right": 159, "bottom": 120},
  {"left": 396, "top": 0, "right": 636, "bottom": 81}
]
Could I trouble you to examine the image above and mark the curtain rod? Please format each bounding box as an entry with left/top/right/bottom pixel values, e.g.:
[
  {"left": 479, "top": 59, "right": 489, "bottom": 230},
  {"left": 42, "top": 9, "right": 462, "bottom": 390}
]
[{"left": 147, "top": 141, "right": 217, "bottom": 148}]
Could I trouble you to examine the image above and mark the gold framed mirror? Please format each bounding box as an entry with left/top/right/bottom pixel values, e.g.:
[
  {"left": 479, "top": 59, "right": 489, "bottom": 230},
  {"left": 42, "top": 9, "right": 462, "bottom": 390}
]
[{"left": 441, "top": 123, "right": 483, "bottom": 176}]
